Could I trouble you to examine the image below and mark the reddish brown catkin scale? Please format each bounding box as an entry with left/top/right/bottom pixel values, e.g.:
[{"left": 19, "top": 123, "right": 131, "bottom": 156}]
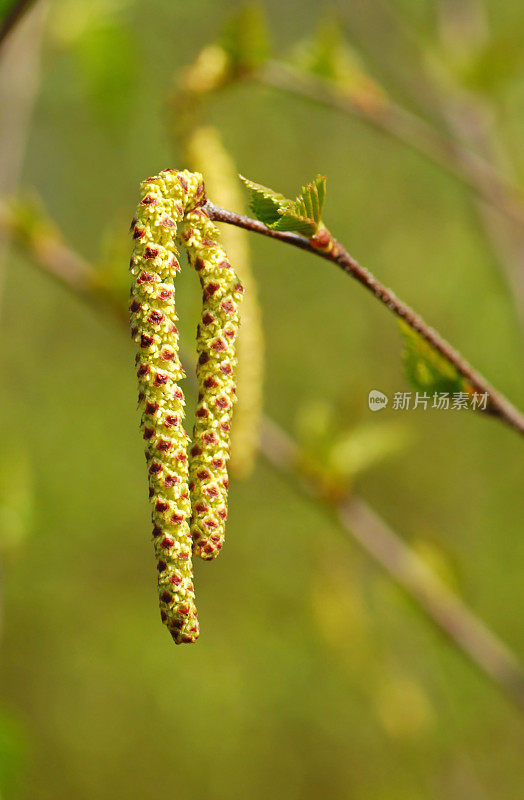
[{"left": 130, "top": 168, "right": 242, "bottom": 644}]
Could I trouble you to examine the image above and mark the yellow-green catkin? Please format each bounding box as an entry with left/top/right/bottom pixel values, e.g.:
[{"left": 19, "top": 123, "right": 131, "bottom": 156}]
[
  {"left": 129, "top": 168, "right": 242, "bottom": 642},
  {"left": 185, "top": 125, "right": 264, "bottom": 479},
  {"left": 180, "top": 207, "right": 244, "bottom": 559}
]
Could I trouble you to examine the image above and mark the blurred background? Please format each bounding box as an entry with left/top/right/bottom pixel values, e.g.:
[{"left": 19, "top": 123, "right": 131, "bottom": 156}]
[{"left": 0, "top": 0, "right": 523, "bottom": 798}]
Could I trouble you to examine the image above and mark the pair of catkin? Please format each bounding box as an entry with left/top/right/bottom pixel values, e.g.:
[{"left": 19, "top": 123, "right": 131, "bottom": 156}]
[{"left": 129, "top": 169, "right": 243, "bottom": 644}]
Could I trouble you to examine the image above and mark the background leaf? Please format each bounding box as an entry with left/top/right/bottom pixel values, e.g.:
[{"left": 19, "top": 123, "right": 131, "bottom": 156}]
[
  {"left": 220, "top": 3, "right": 270, "bottom": 74},
  {"left": 399, "top": 320, "right": 469, "bottom": 395}
]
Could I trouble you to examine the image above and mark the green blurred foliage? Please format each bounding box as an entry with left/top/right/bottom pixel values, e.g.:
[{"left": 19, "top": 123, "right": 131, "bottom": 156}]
[
  {"left": 49, "top": 0, "right": 139, "bottom": 131},
  {"left": 0, "top": 709, "right": 26, "bottom": 797},
  {"left": 0, "top": 0, "right": 16, "bottom": 21},
  {"left": 460, "top": 33, "right": 524, "bottom": 94},
  {"left": 291, "top": 13, "right": 386, "bottom": 106},
  {"left": 0, "top": 455, "right": 33, "bottom": 561},
  {"left": 0, "top": 1, "right": 523, "bottom": 799},
  {"left": 220, "top": 3, "right": 270, "bottom": 73},
  {"left": 295, "top": 397, "right": 408, "bottom": 498}
]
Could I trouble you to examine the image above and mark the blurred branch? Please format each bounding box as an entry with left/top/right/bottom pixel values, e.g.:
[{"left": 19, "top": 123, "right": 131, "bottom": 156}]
[
  {"left": 205, "top": 201, "right": 524, "bottom": 434},
  {"left": 330, "top": 0, "right": 524, "bottom": 320},
  {"left": 0, "top": 0, "right": 36, "bottom": 49},
  {"left": 0, "top": 199, "right": 127, "bottom": 324},
  {"left": 256, "top": 60, "right": 524, "bottom": 229},
  {"left": 260, "top": 415, "right": 524, "bottom": 711},
  {"left": 0, "top": 0, "right": 45, "bottom": 641},
  {"left": 0, "top": 0, "right": 47, "bottom": 319},
  {"left": 434, "top": 1, "right": 524, "bottom": 322},
  {"left": 3, "top": 204, "right": 524, "bottom": 711}
]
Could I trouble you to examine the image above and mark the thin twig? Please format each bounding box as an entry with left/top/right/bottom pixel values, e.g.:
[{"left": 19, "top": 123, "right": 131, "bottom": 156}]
[
  {"left": 0, "top": 0, "right": 35, "bottom": 49},
  {"left": 254, "top": 59, "right": 524, "bottom": 326},
  {"left": 0, "top": 200, "right": 127, "bottom": 324},
  {"left": 4, "top": 207, "right": 524, "bottom": 710},
  {"left": 257, "top": 61, "right": 524, "bottom": 229},
  {"left": 433, "top": 1, "right": 524, "bottom": 322},
  {"left": 0, "top": 0, "right": 45, "bottom": 638},
  {"left": 330, "top": 0, "right": 524, "bottom": 321},
  {"left": 0, "top": 0, "right": 47, "bottom": 321},
  {"left": 205, "top": 201, "right": 524, "bottom": 434}
]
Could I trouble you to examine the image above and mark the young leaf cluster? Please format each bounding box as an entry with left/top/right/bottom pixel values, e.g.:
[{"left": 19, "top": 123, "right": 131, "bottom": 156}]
[{"left": 239, "top": 173, "right": 326, "bottom": 237}]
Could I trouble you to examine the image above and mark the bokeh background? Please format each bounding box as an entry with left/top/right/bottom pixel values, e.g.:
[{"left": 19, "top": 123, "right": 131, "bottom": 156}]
[{"left": 0, "top": 1, "right": 523, "bottom": 798}]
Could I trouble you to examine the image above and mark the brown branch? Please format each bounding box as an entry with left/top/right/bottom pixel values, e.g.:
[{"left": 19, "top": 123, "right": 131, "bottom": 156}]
[
  {"left": 205, "top": 201, "right": 524, "bottom": 435},
  {"left": 0, "top": 0, "right": 35, "bottom": 49},
  {"left": 4, "top": 205, "right": 524, "bottom": 710}
]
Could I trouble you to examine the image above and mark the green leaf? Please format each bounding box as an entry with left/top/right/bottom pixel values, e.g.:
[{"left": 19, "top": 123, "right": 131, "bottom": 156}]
[
  {"left": 293, "top": 15, "right": 355, "bottom": 85},
  {"left": 221, "top": 3, "right": 270, "bottom": 73},
  {"left": 399, "top": 321, "right": 469, "bottom": 395},
  {"left": 296, "top": 174, "right": 326, "bottom": 225},
  {"left": 295, "top": 398, "right": 408, "bottom": 496},
  {"left": 239, "top": 173, "right": 327, "bottom": 236},
  {"left": 238, "top": 175, "right": 289, "bottom": 225},
  {"left": 270, "top": 210, "right": 318, "bottom": 237},
  {"left": 291, "top": 14, "right": 383, "bottom": 102}
]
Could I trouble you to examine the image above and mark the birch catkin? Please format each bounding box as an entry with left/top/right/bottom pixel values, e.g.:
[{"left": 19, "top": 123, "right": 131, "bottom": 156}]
[
  {"left": 129, "top": 168, "right": 242, "bottom": 643},
  {"left": 181, "top": 208, "right": 244, "bottom": 559},
  {"left": 185, "top": 125, "right": 264, "bottom": 480}
]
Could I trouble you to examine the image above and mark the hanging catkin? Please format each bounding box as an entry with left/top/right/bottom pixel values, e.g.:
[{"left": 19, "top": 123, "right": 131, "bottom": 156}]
[
  {"left": 185, "top": 125, "right": 264, "bottom": 480},
  {"left": 129, "top": 168, "right": 242, "bottom": 643}
]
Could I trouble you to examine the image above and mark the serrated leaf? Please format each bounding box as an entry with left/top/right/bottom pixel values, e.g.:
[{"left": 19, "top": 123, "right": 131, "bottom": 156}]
[
  {"left": 399, "top": 321, "right": 469, "bottom": 395},
  {"left": 240, "top": 173, "right": 327, "bottom": 236},
  {"left": 295, "top": 174, "right": 326, "bottom": 225},
  {"left": 238, "top": 174, "right": 289, "bottom": 225},
  {"left": 271, "top": 210, "right": 318, "bottom": 237}
]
